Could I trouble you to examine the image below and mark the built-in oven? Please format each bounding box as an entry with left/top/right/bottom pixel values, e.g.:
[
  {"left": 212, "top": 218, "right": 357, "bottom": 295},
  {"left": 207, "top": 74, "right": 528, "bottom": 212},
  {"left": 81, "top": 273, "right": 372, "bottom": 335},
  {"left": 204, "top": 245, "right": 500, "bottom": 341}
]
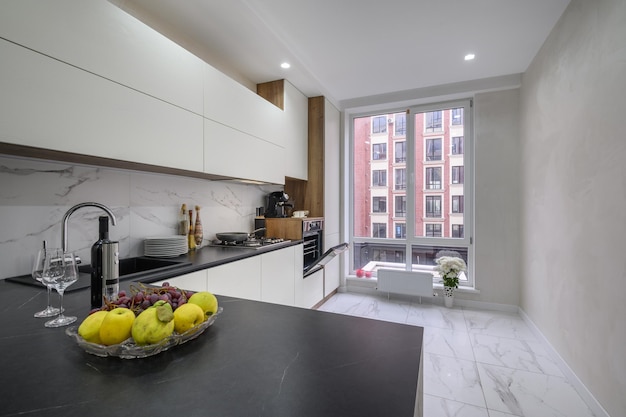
[{"left": 302, "top": 218, "right": 323, "bottom": 271}]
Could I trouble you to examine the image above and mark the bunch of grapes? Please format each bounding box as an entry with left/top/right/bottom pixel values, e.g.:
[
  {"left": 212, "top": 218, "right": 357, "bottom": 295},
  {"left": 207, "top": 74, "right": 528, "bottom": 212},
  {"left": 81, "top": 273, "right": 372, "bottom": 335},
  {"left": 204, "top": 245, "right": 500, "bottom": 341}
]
[{"left": 90, "top": 283, "right": 195, "bottom": 316}]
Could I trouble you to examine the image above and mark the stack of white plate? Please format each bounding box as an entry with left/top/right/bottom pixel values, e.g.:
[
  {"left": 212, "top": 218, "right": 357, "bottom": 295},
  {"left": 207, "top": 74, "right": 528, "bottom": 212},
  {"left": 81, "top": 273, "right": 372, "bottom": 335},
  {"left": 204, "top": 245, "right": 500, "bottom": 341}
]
[{"left": 144, "top": 236, "right": 188, "bottom": 257}]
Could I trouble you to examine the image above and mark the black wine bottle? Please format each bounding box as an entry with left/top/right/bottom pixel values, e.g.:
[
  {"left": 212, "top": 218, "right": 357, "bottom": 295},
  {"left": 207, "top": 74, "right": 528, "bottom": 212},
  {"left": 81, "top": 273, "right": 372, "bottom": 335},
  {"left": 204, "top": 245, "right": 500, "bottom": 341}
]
[{"left": 90, "top": 216, "right": 110, "bottom": 309}]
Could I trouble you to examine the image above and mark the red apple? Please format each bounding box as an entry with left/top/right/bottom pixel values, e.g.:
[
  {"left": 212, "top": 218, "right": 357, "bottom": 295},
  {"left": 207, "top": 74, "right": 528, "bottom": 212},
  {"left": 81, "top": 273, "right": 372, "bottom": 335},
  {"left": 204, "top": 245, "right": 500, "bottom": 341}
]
[
  {"left": 365, "top": 271, "right": 372, "bottom": 278},
  {"left": 356, "top": 269, "right": 364, "bottom": 278}
]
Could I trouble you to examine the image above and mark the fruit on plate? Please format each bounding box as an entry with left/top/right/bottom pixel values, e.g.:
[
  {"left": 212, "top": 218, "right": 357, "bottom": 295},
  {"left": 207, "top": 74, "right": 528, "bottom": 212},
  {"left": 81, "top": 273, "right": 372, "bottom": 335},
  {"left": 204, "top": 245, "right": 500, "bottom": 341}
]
[
  {"left": 131, "top": 300, "right": 175, "bottom": 345},
  {"left": 188, "top": 291, "right": 218, "bottom": 316},
  {"left": 99, "top": 308, "right": 135, "bottom": 345},
  {"left": 173, "top": 303, "right": 205, "bottom": 334},
  {"left": 77, "top": 310, "right": 109, "bottom": 344}
]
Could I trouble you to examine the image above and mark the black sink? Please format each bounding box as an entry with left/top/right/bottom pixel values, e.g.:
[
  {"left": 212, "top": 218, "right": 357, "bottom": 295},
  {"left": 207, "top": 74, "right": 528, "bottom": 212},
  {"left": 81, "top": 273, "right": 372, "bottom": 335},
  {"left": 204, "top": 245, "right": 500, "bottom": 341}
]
[
  {"left": 8, "top": 256, "right": 191, "bottom": 292},
  {"left": 79, "top": 256, "right": 190, "bottom": 278}
]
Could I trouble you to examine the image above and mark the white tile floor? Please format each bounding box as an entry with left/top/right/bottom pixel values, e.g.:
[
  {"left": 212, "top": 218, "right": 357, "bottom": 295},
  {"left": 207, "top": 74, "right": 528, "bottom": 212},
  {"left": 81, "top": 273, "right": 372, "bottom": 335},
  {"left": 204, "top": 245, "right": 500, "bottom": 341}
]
[{"left": 317, "top": 292, "right": 597, "bottom": 417}]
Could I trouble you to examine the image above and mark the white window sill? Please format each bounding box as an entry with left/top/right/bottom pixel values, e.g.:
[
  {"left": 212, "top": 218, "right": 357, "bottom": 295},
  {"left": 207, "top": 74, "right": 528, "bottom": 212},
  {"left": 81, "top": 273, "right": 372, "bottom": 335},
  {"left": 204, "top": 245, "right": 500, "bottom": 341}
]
[{"left": 347, "top": 276, "right": 480, "bottom": 294}]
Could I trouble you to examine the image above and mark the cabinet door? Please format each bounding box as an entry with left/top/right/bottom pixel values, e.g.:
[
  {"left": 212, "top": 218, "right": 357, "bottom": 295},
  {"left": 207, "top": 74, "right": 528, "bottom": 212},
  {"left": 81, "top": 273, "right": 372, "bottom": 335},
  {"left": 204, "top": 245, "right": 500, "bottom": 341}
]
[
  {"left": 0, "top": 40, "right": 203, "bottom": 172},
  {"left": 204, "top": 118, "right": 285, "bottom": 184},
  {"left": 207, "top": 257, "right": 262, "bottom": 301},
  {"left": 152, "top": 270, "right": 207, "bottom": 292},
  {"left": 261, "top": 246, "right": 295, "bottom": 306},
  {"left": 0, "top": 0, "right": 204, "bottom": 114},
  {"left": 295, "top": 269, "right": 324, "bottom": 309}
]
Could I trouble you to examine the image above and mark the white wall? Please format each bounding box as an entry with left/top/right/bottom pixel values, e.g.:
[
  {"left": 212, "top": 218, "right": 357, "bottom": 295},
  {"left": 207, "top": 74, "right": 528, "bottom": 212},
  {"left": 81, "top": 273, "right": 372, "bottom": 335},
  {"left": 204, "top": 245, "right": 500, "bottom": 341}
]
[
  {"left": 473, "top": 89, "right": 521, "bottom": 306},
  {"left": 519, "top": 1, "right": 626, "bottom": 416}
]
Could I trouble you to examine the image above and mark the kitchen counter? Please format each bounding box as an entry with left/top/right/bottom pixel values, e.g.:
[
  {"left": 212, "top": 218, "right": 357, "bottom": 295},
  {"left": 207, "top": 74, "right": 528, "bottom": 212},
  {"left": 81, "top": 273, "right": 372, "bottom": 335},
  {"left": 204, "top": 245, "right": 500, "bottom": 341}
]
[
  {"left": 6, "top": 241, "right": 303, "bottom": 292},
  {"left": 0, "top": 279, "right": 423, "bottom": 417}
]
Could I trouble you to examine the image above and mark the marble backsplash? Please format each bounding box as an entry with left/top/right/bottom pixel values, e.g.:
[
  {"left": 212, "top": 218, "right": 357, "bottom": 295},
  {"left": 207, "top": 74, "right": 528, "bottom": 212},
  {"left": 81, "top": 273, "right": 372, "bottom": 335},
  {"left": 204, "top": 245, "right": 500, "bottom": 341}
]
[{"left": 0, "top": 155, "right": 280, "bottom": 279}]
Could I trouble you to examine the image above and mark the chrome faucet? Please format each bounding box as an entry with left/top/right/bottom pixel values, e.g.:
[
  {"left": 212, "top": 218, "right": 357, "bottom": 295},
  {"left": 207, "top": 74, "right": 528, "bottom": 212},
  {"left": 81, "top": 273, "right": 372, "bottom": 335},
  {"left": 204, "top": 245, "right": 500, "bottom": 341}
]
[{"left": 61, "top": 202, "right": 117, "bottom": 252}]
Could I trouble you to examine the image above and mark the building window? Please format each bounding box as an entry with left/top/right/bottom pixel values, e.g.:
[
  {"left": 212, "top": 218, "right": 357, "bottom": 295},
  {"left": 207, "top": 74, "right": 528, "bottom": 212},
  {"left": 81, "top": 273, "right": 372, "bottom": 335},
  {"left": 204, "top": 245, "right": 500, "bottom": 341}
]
[
  {"left": 372, "top": 116, "right": 387, "bottom": 134},
  {"left": 395, "top": 141, "right": 406, "bottom": 163},
  {"left": 452, "top": 166, "right": 464, "bottom": 184},
  {"left": 452, "top": 136, "right": 464, "bottom": 155},
  {"left": 372, "top": 143, "right": 387, "bottom": 160},
  {"left": 452, "top": 224, "right": 464, "bottom": 238},
  {"left": 395, "top": 113, "right": 406, "bottom": 136},
  {"left": 373, "top": 197, "right": 386, "bottom": 213},
  {"left": 372, "top": 170, "right": 387, "bottom": 187},
  {"left": 425, "top": 196, "right": 442, "bottom": 218},
  {"left": 425, "top": 167, "right": 442, "bottom": 190},
  {"left": 425, "top": 138, "right": 442, "bottom": 161},
  {"left": 395, "top": 223, "right": 406, "bottom": 239},
  {"left": 451, "top": 108, "right": 463, "bottom": 125},
  {"left": 372, "top": 223, "right": 387, "bottom": 238},
  {"left": 452, "top": 196, "right": 464, "bottom": 213},
  {"left": 425, "top": 223, "right": 442, "bottom": 237},
  {"left": 395, "top": 196, "right": 406, "bottom": 217},
  {"left": 425, "top": 111, "right": 442, "bottom": 132},
  {"left": 395, "top": 168, "right": 406, "bottom": 190}
]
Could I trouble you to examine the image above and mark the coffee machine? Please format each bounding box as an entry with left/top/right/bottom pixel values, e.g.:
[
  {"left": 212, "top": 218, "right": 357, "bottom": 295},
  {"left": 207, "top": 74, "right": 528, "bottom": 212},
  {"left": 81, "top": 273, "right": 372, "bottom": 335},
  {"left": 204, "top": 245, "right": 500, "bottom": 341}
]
[{"left": 265, "top": 191, "right": 292, "bottom": 218}]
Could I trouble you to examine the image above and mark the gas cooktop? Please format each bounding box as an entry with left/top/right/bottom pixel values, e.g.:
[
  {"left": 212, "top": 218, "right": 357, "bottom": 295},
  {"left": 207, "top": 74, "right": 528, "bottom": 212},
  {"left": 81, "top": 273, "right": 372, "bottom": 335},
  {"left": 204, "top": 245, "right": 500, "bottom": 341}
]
[{"left": 207, "top": 238, "right": 292, "bottom": 250}]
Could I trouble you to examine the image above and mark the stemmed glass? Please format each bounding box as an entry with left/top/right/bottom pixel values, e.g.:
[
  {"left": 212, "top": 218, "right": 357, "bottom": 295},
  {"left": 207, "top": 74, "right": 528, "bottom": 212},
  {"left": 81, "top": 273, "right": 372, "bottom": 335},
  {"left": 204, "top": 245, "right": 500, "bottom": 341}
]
[
  {"left": 31, "top": 248, "right": 62, "bottom": 318},
  {"left": 40, "top": 250, "right": 79, "bottom": 328}
]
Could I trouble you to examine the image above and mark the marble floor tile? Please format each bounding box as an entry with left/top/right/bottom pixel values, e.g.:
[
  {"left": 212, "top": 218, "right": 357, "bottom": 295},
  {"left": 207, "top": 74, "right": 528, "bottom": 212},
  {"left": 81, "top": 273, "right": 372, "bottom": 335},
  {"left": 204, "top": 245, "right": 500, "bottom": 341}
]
[
  {"left": 424, "top": 327, "right": 475, "bottom": 362},
  {"left": 477, "top": 363, "right": 596, "bottom": 417},
  {"left": 424, "top": 353, "right": 486, "bottom": 408},
  {"left": 470, "top": 334, "right": 564, "bottom": 377},
  {"left": 407, "top": 302, "right": 469, "bottom": 332},
  {"left": 487, "top": 411, "right": 519, "bottom": 417},
  {"left": 424, "top": 394, "right": 490, "bottom": 417},
  {"left": 318, "top": 292, "right": 410, "bottom": 323},
  {"left": 316, "top": 292, "right": 367, "bottom": 314},
  {"left": 463, "top": 309, "right": 536, "bottom": 341}
]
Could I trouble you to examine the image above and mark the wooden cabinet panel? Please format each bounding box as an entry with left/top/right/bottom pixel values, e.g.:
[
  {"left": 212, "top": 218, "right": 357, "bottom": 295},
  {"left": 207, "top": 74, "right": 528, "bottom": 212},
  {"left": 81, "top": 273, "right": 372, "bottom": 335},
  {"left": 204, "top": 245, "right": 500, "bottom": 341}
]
[
  {"left": 207, "top": 257, "right": 262, "bottom": 301},
  {"left": 0, "top": 40, "right": 204, "bottom": 172}
]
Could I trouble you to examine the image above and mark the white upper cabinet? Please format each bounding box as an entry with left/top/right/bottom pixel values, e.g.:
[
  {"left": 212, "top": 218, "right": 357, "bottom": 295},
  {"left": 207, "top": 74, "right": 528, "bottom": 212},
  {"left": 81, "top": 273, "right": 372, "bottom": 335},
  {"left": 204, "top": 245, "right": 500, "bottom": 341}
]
[
  {"left": 0, "top": 39, "right": 204, "bottom": 172},
  {"left": 281, "top": 81, "right": 309, "bottom": 180},
  {"left": 0, "top": 0, "right": 204, "bottom": 115}
]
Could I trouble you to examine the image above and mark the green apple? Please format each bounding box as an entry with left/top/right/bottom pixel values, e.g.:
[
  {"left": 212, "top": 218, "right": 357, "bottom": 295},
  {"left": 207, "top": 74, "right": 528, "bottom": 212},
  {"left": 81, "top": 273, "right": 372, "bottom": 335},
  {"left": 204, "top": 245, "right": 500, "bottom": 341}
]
[
  {"left": 77, "top": 310, "right": 109, "bottom": 344},
  {"left": 173, "top": 303, "right": 205, "bottom": 334},
  {"left": 188, "top": 291, "right": 218, "bottom": 316},
  {"left": 131, "top": 301, "right": 175, "bottom": 345},
  {"left": 99, "top": 307, "right": 135, "bottom": 345}
]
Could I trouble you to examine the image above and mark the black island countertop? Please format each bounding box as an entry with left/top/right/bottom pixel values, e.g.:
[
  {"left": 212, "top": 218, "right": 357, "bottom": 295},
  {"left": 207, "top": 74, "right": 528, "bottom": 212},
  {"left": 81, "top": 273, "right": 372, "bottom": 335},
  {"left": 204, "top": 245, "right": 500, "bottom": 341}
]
[{"left": 0, "top": 279, "right": 424, "bottom": 417}]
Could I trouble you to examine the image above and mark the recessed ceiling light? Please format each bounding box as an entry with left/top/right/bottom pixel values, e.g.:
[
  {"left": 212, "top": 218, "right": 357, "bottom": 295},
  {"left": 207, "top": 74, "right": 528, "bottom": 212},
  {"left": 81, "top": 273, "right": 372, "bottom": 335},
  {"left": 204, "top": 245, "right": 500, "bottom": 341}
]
[
  {"left": 464, "top": 53, "right": 475, "bottom": 61},
  {"left": 280, "top": 62, "right": 291, "bottom": 69}
]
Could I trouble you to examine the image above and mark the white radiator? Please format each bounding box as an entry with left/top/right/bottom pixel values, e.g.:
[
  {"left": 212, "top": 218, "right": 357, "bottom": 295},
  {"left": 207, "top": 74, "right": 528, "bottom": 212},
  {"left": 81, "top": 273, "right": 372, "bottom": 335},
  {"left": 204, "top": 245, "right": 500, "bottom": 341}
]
[{"left": 377, "top": 269, "right": 434, "bottom": 300}]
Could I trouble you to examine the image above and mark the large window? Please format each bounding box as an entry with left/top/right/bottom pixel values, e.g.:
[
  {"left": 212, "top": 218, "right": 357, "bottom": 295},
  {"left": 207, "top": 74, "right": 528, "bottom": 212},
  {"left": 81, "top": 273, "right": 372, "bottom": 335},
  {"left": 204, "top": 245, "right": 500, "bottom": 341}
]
[{"left": 351, "top": 100, "right": 473, "bottom": 286}]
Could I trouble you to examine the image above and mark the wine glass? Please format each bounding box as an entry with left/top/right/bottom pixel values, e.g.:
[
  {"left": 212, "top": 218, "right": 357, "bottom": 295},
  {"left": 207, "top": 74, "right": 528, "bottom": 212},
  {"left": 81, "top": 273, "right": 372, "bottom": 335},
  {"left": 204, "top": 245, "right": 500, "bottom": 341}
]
[
  {"left": 41, "top": 250, "right": 78, "bottom": 328},
  {"left": 31, "top": 248, "right": 62, "bottom": 318}
]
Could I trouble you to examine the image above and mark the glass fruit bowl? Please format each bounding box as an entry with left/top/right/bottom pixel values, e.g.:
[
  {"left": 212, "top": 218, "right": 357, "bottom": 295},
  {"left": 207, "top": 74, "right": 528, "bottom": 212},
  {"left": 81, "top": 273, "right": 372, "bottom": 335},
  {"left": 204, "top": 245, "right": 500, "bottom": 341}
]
[{"left": 65, "top": 307, "right": 222, "bottom": 359}]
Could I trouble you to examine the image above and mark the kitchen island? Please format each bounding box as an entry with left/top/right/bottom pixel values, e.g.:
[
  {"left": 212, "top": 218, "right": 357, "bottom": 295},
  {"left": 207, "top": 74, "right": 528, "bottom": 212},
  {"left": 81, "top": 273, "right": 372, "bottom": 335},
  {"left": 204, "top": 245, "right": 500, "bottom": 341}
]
[{"left": 0, "top": 279, "right": 423, "bottom": 417}]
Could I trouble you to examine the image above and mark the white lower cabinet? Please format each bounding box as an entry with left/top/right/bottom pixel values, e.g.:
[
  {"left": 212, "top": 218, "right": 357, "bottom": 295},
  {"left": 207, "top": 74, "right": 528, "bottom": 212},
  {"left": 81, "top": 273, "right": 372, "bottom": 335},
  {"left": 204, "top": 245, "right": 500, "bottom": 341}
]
[
  {"left": 260, "top": 246, "right": 296, "bottom": 306},
  {"left": 207, "top": 256, "right": 262, "bottom": 301},
  {"left": 152, "top": 269, "right": 208, "bottom": 292},
  {"left": 295, "top": 268, "right": 324, "bottom": 309}
]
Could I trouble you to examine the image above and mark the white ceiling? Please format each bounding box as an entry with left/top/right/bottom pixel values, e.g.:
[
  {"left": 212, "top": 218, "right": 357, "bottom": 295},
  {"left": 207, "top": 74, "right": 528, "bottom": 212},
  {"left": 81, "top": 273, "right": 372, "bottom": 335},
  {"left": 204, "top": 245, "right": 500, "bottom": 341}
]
[{"left": 111, "top": 0, "right": 570, "bottom": 109}]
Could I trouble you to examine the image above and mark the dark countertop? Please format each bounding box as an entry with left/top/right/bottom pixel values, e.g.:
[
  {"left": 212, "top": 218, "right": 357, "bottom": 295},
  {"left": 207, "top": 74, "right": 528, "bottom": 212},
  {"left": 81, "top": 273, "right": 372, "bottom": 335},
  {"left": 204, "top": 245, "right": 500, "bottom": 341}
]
[
  {"left": 6, "top": 241, "right": 303, "bottom": 291},
  {"left": 0, "top": 279, "right": 423, "bottom": 417}
]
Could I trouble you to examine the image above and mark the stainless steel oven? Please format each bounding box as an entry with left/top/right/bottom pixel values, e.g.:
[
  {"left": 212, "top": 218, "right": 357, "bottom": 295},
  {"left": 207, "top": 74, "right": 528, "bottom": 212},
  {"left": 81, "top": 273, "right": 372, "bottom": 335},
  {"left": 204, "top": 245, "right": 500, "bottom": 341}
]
[{"left": 302, "top": 219, "right": 323, "bottom": 272}]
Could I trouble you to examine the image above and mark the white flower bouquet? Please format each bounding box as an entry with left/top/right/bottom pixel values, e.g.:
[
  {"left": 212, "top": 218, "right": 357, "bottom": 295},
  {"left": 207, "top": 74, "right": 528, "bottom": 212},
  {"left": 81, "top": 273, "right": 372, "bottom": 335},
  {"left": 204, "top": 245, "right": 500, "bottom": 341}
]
[{"left": 434, "top": 256, "right": 467, "bottom": 289}]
